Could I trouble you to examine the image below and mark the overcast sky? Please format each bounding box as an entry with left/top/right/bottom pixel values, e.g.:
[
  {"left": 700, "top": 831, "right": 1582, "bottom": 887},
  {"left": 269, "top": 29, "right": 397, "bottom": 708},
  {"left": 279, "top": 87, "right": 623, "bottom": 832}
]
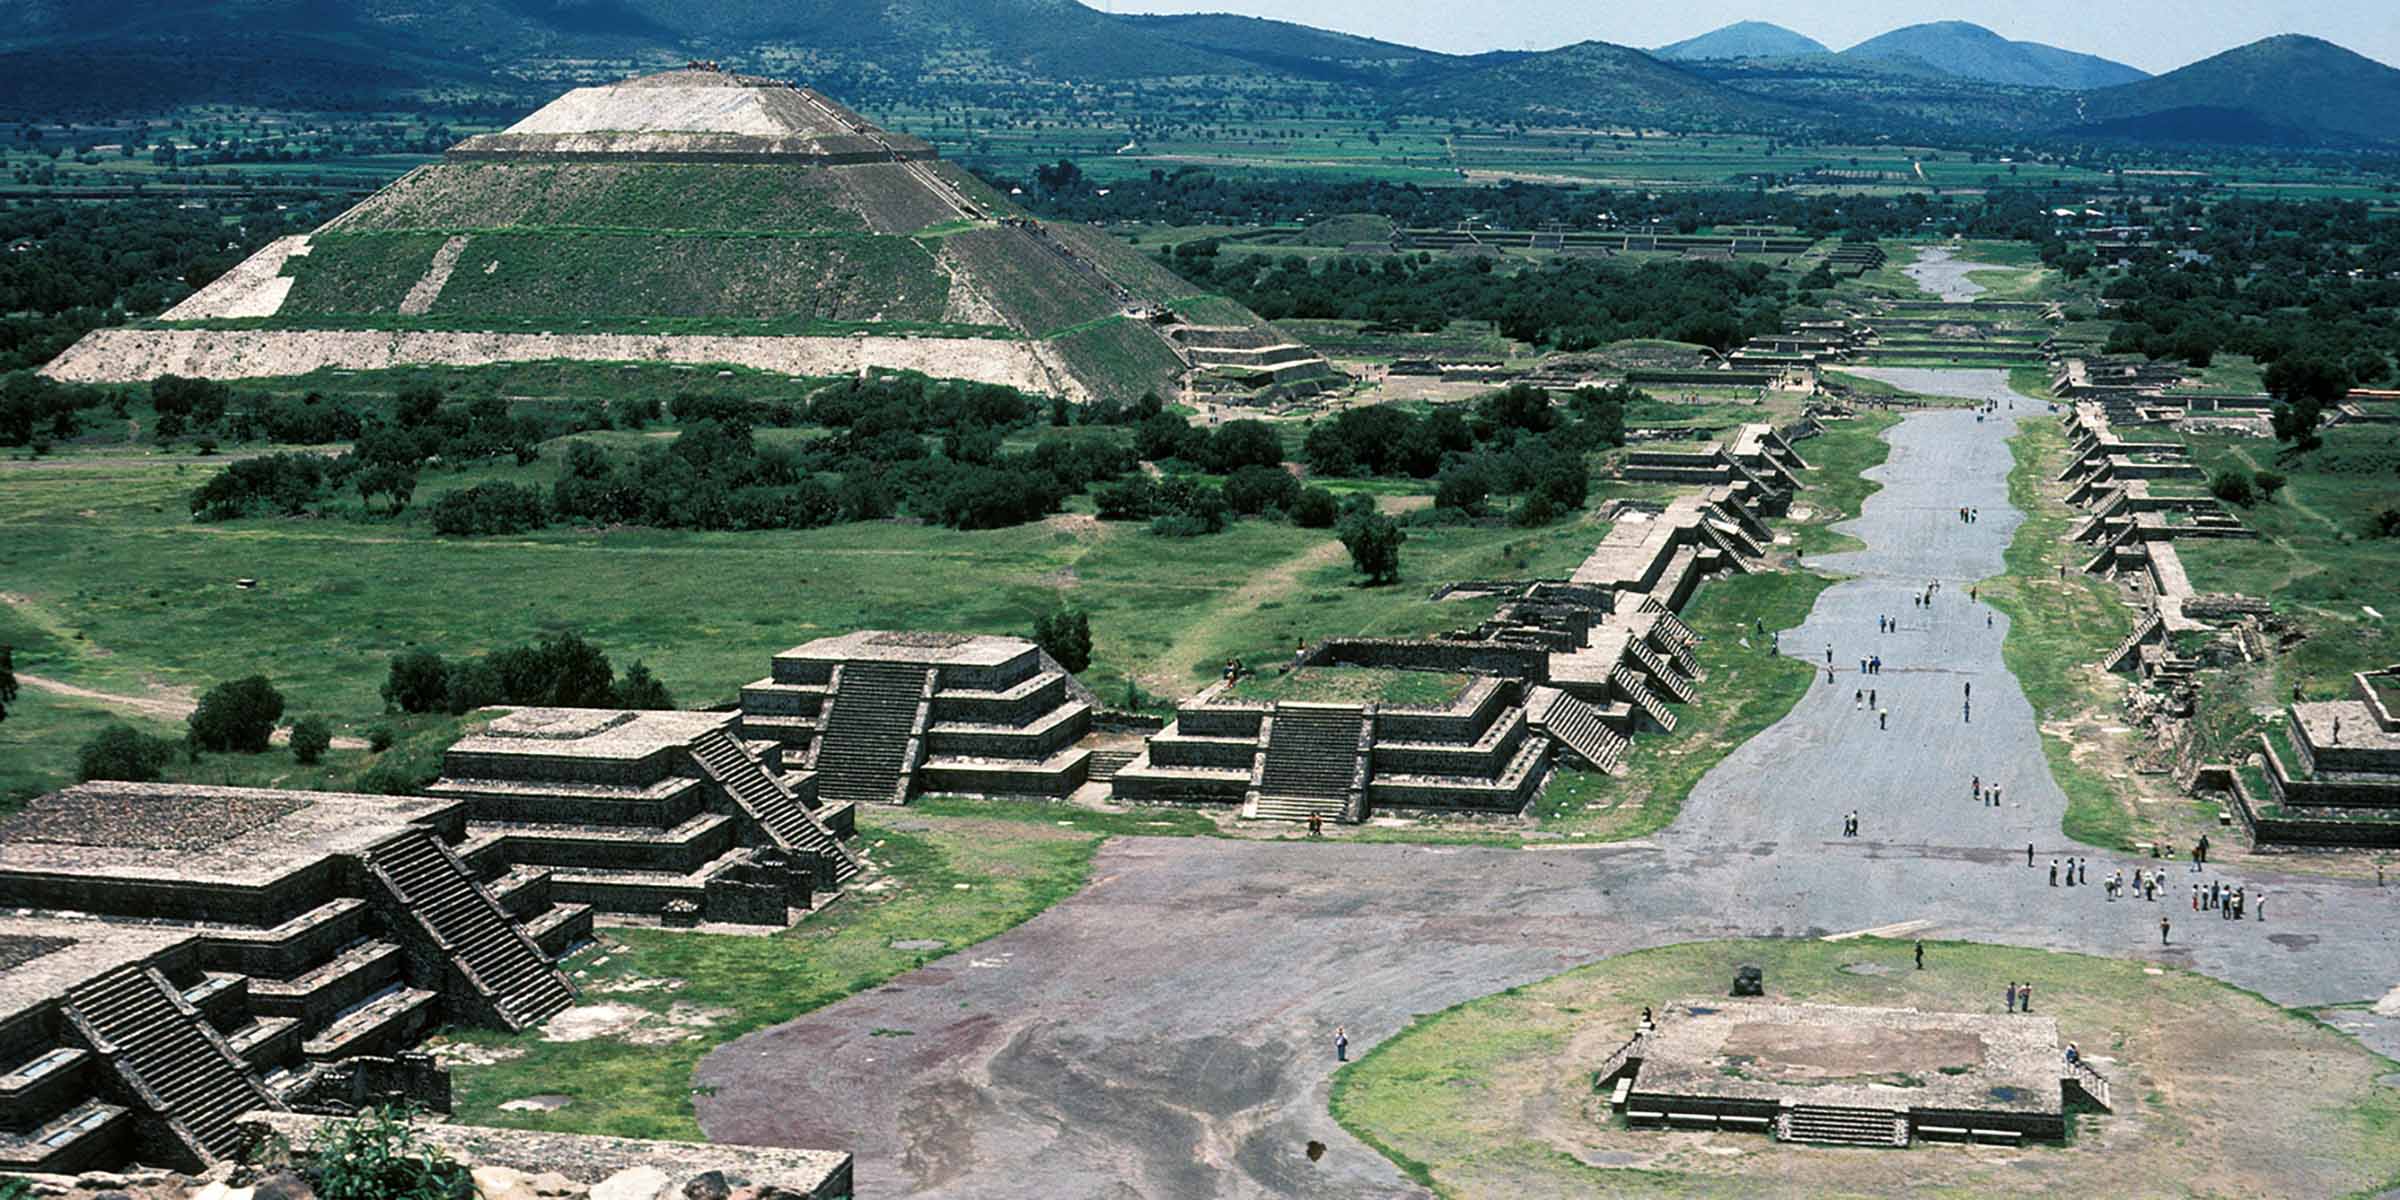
[{"left": 1083, "top": 1, "right": 2396, "bottom": 74}]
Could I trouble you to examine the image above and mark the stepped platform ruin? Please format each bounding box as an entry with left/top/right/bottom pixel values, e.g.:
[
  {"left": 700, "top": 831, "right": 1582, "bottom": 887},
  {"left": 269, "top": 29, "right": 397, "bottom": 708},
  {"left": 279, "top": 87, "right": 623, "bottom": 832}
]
[
  {"left": 2056, "top": 404, "right": 2266, "bottom": 689},
  {"left": 1618, "top": 422, "right": 1809, "bottom": 512},
  {"left": 0, "top": 784, "right": 584, "bottom": 1172},
  {"left": 429, "top": 707, "right": 858, "bottom": 927},
  {"left": 2229, "top": 669, "right": 2400, "bottom": 849},
  {"left": 741, "top": 631, "right": 1096, "bottom": 805},
  {"left": 39, "top": 67, "right": 1329, "bottom": 407},
  {"left": 1598, "top": 1001, "right": 2099, "bottom": 1148},
  {"left": 1114, "top": 426, "right": 1810, "bottom": 821}
]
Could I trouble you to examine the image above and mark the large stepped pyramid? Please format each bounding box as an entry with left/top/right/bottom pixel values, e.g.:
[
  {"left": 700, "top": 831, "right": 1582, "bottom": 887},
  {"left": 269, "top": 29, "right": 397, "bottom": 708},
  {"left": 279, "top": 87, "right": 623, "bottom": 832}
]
[
  {"left": 64, "top": 965, "right": 278, "bottom": 1167},
  {"left": 40, "top": 67, "right": 1324, "bottom": 407}
]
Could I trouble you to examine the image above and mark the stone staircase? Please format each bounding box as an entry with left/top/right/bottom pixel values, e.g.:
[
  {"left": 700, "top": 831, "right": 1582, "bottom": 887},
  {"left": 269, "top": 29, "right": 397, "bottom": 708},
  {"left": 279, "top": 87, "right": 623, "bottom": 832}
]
[
  {"left": 1537, "top": 692, "right": 1629, "bottom": 773},
  {"left": 1774, "top": 1104, "right": 1908, "bottom": 1147},
  {"left": 368, "top": 831, "right": 573, "bottom": 1031},
  {"left": 1624, "top": 641, "right": 1697, "bottom": 703},
  {"left": 63, "top": 965, "right": 276, "bottom": 1166},
  {"left": 1638, "top": 601, "right": 1701, "bottom": 672},
  {"left": 688, "top": 728, "right": 860, "bottom": 885},
  {"left": 1248, "top": 704, "right": 1367, "bottom": 822},
  {"left": 1611, "top": 665, "right": 1678, "bottom": 733},
  {"left": 813, "top": 662, "right": 934, "bottom": 806},
  {"left": 1084, "top": 748, "right": 1140, "bottom": 782},
  {"left": 2104, "top": 612, "right": 2165, "bottom": 673}
]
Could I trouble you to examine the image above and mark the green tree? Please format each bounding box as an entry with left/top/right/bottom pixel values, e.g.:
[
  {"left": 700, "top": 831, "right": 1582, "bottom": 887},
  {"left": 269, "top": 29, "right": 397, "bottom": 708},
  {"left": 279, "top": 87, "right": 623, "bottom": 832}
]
[
  {"left": 1339, "top": 510, "right": 1405, "bottom": 586},
  {"left": 0, "top": 644, "right": 15, "bottom": 726},
  {"left": 188, "top": 675, "right": 285, "bottom": 753},
  {"left": 2265, "top": 356, "right": 2350, "bottom": 450},
  {"left": 1034, "top": 608, "right": 1095, "bottom": 674},
  {"left": 612, "top": 660, "right": 676, "bottom": 710},
  {"left": 1291, "top": 486, "right": 1340, "bottom": 529},
  {"left": 381, "top": 649, "right": 449, "bottom": 714},
  {"left": 78, "top": 723, "right": 177, "bottom": 782},
  {"left": 289, "top": 716, "right": 332, "bottom": 764}
]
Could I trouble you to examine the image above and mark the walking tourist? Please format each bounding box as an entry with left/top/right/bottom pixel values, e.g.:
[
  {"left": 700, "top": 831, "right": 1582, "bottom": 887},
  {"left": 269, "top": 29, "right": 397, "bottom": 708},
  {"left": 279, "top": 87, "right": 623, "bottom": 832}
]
[
  {"left": 2005, "top": 981, "right": 2017, "bottom": 1012},
  {"left": 1334, "top": 1027, "right": 1348, "bottom": 1062},
  {"left": 2161, "top": 915, "right": 2171, "bottom": 945}
]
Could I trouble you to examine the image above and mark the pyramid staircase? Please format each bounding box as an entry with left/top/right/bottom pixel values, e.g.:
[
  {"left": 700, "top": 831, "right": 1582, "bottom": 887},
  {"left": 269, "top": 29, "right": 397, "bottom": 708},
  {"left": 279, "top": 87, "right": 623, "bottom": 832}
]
[
  {"left": 1624, "top": 641, "right": 1697, "bottom": 703},
  {"left": 1774, "top": 1104, "right": 1908, "bottom": 1147},
  {"left": 812, "top": 662, "right": 935, "bottom": 806},
  {"left": 689, "top": 727, "right": 860, "bottom": 885},
  {"left": 2082, "top": 524, "right": 2137, "bottom": 576},
  {"left": 1698, "top": 522, "right": 1758, "bottom": 573},
  {"left": 367, "top": 831, "right": 573, "bottom": 1031},
  {"left": 1246, "top": 704, "right": 1368, "bottom": 823},
  {"left": 2105, "top": 612, "right": 2166, "bottom": 673},
  {"left": 1535, "top": 692, "right": 1630, "bottom": 774},
  {"left": 63, "top": 965, "right": 277, "bottom": 1167},
  {"left": 1611, "top": 665, "right": 1678, "bottom": 733}
]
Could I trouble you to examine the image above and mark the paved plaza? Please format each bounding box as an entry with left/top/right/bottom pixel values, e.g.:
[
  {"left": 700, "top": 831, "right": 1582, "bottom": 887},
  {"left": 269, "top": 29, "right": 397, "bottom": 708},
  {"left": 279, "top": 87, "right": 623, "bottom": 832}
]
[{"left": 695, "top": 374, "right": 2400, "bottom": 1198}]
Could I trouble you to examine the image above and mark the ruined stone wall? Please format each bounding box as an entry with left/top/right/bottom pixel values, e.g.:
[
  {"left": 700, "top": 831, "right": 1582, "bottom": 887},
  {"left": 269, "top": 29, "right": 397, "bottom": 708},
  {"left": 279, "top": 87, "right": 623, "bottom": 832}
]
[{"left": 41, "top": 327, "right": 1065, "bottom": 397}]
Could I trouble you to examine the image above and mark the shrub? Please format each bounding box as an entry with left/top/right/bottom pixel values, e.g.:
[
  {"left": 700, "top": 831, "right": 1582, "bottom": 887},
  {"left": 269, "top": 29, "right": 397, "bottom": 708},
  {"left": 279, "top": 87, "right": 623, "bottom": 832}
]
[
  {"left": 304, "top": 1107, "right": 472, "bottom": 1200},
  {"left": 1093, "top": 475, "right": 1159, "bottom": 521},
  {"left": 442, "top": 658, "right": 503, "bottom": 715},
  {"left": 2370, "top": 508, "right": 2400, "bottom": 539},
  {"left": 429, "top": 481, "right": 548, "bottom": 536},
  {"left": 382, "top": 649, "right": 449, "bottom": 714},
  {"left": 1224, "top": 463, "right": 1300, "bottom": 516},
  {"left": 2209, "top": 469, "right": 2256, "bottom": 506},
  {"left": 77, "top": 724, "right": 178, "bottom": 782},
  {"left": 1202, "top": 419, "right": 1283, "bottom": 472},
  {"left": 189, "top": 675, "right": 285, "bottom": 753},
  {"left": 1033, "top": 608, "right": 1094, "bottom": 673},
  {"left": 2253, "top": 470, "right": 2287, "bottom": 500},
  {"left": 289, "top": 716, "right": 332, "bottom": 764},
  {"left": 1292, "top": 486, "right": 1340, "bottom": 528},
  {"left": 611, "top": 660, "right": 676, "bottom": 710},
  {"left": 189, "top": 452, "right": 334, "bottom": 520},
  {"left": 366, "top": 724, "right": 396, "bottom": 754},
  {"left": 1512, "top": 491, "right": 1560, "bottom": 527},
  {"left": 1435, "top": 469, "right": 1489, "bottom": 516}
]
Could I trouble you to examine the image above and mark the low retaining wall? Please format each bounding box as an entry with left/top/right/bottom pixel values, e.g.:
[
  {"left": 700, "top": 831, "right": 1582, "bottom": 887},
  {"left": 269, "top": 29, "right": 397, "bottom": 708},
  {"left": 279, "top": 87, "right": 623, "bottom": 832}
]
[{"left": 40, "top": 327, "right": 1060, "bottom": 395}]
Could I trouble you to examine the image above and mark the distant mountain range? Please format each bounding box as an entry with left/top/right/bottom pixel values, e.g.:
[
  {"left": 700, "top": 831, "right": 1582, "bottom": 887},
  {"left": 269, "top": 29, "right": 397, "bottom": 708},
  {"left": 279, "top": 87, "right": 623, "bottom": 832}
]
[{"left": 0, "top": 1, "right": 2394, "bottom": 151}]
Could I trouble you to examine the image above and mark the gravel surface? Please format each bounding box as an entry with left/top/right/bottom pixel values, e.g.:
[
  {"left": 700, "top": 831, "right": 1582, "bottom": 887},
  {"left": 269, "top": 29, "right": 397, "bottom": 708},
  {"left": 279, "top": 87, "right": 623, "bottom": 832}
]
[{"left": 696, "top": 381, "right": 2400, "bottom": 1198}]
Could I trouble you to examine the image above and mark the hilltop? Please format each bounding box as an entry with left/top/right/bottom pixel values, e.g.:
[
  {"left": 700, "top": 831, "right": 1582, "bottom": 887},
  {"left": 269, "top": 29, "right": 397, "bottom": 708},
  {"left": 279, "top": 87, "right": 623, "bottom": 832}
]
[
  {"left": 1655, "top": 21, "right": 1829, "bottom": 62},
  {"left": 2076, "top": 34, "right": 2400, "bottom": 146},
  {"left": 1841, "top": 21, "right": 2148, "bottom": 89},
  {"left": 1395, "top": 40, "right": 1801, "bottom": 131}
]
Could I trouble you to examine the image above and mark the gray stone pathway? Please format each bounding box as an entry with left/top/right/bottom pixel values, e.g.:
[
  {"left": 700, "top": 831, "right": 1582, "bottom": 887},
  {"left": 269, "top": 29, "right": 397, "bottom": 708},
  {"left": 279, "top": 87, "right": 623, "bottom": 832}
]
[{"left": 695, "top": 377, "right": 2400, "bottom": 1198}]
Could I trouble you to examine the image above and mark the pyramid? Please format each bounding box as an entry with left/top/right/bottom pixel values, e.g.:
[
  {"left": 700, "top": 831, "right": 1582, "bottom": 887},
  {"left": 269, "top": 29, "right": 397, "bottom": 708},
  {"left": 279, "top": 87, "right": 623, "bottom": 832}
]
[{"left": 41, "top": 67, "right": 1339, "bottom": 404}]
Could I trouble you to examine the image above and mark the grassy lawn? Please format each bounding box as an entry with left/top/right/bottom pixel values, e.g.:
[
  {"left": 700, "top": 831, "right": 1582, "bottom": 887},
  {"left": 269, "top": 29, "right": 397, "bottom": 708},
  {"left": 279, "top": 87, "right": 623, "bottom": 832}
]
[
  {"left": 1331, "top": 938, "right": 2400, "bottom": 1200},
  {"left": 438, "top": 808, "right": 1193, "bottom": 1139},
  {"left": 1791, "top": 412, "right": 1903, "bottom": 557},
  {"left": 1978, "top": 407, "right": 2141, "bottom": 850}
]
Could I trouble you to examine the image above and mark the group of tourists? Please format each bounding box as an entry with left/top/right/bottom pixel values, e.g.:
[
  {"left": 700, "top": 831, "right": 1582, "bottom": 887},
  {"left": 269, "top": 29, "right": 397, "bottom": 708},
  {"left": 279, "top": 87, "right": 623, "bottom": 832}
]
[
  {"left": 1841, "top": 810, "right": 1862, "bottom": 838},
  {"left": 1957, "top": 506, "right": 1980, "bottom": 523},
  {"left": 2003, "top": 980, "right": 2035, "bottom": 1012},
  {"left": 1971, "top": 775, "right": 2003, "bottom": 807}
]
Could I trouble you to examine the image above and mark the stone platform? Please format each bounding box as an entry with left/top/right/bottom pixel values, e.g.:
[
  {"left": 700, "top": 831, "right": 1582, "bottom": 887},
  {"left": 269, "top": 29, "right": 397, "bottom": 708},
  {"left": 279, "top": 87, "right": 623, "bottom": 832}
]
[{"left": 1613, "top": 1000, "right": 2077, "bottom": 1145}]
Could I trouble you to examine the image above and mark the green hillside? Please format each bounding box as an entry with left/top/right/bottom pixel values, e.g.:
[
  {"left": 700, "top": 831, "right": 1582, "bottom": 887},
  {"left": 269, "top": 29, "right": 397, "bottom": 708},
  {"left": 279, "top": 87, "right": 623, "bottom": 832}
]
[
  {"left": 1395, "top": 40, "right": 1802, "bottom": 130},
  {"left": 2078, "top": 35, "right": 2400, "bottom": 146},
  {"left": 1841, "top": 21, "right": 2147, "bottom": 89}
]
